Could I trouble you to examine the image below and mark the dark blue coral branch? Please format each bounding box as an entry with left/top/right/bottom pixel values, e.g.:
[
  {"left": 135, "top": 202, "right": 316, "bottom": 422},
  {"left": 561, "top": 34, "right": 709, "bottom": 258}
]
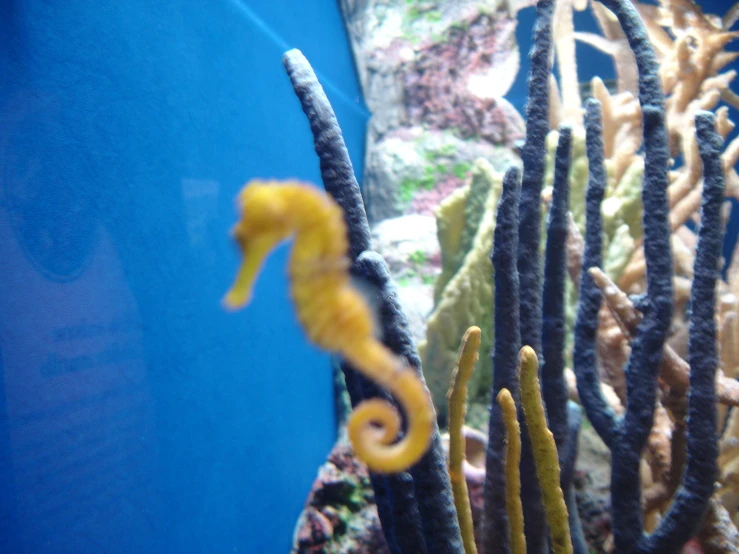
[
  {"left": 483, "top": 166, "right": 522, "bottom": 554},
  {"left": 573, "top": 99, "right": 617, "bottom": 449},
  {"left": 516, "top": 2, "right": 554, "bottom": 550},
  {"left": 517, "top": 0, "right": 553, "bottom": 364},
  {"left": 594, "top": 1, "right": 673, "bottom": 550},
  {"left": 283, "top": 49, "right": 372, "bottom": 261},
  {"left": 635, "top": 112, "right": 724, "bottom": 553},
  {"left": 540, "top": 125, "right": 588, "bottom": 554},
  {"left": 541, "top": 125, "right": 573, "bottom": 460},
  {"left": 570, "top": 99, "right": 620, "bottom": 554},
  {"left": 283, "top": 49, "right": 464, "bottom": 554},
  {"left": 361, "top": 254, "right": 464, "bottom": 554}
]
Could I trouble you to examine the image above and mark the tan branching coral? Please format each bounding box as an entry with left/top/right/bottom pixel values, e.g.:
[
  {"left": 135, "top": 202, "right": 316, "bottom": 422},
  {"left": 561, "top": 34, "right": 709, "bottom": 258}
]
[
  {"left": 551, "top": 4, "right": 739, "bottom": 526},
  {"left": 587, "top": 262, "right": 739, "bottom": 545},
  {"left": 599, "top": 0, "right": 739, "bottom": 291},
  {"left": 549, "top": 0, "right": 739, "bottom": 295},
  {"left": 546, "top": 5, "right": 739, "bottom": 538},
  {"left": 698, "top": 495, "right": 739, "bottom": 554},
  {"left": 589, "top": 266, "right": 739, "bottom": 407},
  {"left": 552, "top": 0, "right": 587, "bottom": 127}
]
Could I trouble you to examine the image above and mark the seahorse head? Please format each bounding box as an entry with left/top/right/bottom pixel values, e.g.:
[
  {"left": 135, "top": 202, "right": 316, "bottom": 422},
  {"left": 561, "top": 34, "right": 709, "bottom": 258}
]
[{"left": 223, "top": 180, "right": 295, "bottom": 310}]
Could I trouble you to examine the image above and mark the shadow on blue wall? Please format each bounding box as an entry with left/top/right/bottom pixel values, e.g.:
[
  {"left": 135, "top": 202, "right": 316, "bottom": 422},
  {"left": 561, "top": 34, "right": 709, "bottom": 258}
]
[{"left": 0, "top": 1, "right": 367, "bottom": 552}]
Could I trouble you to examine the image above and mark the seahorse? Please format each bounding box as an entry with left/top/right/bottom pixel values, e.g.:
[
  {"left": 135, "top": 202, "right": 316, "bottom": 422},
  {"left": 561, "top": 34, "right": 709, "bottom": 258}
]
[{"left": 224, "top": 179, "right": 435, "bottom": 473}]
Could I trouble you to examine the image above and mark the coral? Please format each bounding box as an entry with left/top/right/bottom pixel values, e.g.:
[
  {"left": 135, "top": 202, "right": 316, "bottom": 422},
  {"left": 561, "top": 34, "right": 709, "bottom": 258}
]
[
  {"left": 439, "top": 426, "right": 489, "bottom": 551},
  {"left": 283, "top": 49, "right": 463, "bottom": 552},
  {"left": 540, "top": 124, "right": 588, "bottom": 554},
  {"left": 541, "top": 126, "right": 573, "bottom": 457},
  {"left": 551, "top": 0, "right": 584, "bottom": 128},
  {"left": 511, "top": 2, "right": 555, "bottom": 548},
  {"left": 573, "top": 99, "right": 616, "bottom": 447},
  {"left": 697, "top": 495, "right": 739, "bottom": 554},
  {"left": 434, "top": 158, "right": 501, "bottom": 302},
  {"left": 482, "top": 166, "right": 522, "bottom": 554},
  {"left": 434, "top": 184, "right": 470, "bottom": 298},
  {"left": 542, "top": 126, "right": 644, "bottom": 285},
  {"left": 546, "top": 1, "right": 739, "bottom": 549},
  {"left": 428, "top": 0, "right": 739, "bottom": 449},
  {"left": 578, "top": 108, "right": 727, "bottom": 551},
  {"left": 518, "top": 346, "right": 572, "bottom": 554},
  {"left": 542, "top": 4, "right": 739, "bottom": 544},
  {"left": 577, "top": 4, "right": 676, "bottom": 552},
  {"left": 497, "top": 388, "right": 525, "bottom": 554},
  {"left": 419, "top": 159, "right": 502, "bottom": 420},
  {"left": 572, "top": 11, "right": 729, "bottom": 551},
  {"left": 550, "top": 0, "right": 739, "bottom": 294},
  {"left": 589, "top": 264, "right": 739, "bottom": 408},
  {"left": 548, "top": 1, "right": 739, "bottom": 548},
  {"left": 639, "top": 109, "right": 723, "bottom": 553},
  {"left": 447, "top": 326, "right": 482, "bottom": 554}
]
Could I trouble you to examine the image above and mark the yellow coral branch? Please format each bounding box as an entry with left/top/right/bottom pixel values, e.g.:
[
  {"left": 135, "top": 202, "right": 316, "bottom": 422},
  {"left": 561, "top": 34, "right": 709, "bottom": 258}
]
[
  {"left": 224, "top": 179, "right": 434, "bottom": 473},
  {"left": 518, "top": 346, "right": 573, "bottom": 554},
  {"left": 447, "top": 326, "right": 481, "bottom": 554},
  {"left": 498, "top": 388, "right": 526, "bottom": 554}
]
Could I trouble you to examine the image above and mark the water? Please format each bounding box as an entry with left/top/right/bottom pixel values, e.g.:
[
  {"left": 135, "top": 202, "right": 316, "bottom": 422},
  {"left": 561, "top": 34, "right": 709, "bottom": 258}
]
[
  {"left": 3, "top": 0, "right": 739, "bottom": 552},
  {"left": 0, "top": 1, "right": 366, "bottom": 552}
]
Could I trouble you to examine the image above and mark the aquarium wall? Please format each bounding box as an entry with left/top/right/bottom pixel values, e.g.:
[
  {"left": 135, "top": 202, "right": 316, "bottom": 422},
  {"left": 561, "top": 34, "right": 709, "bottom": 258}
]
[{"left": 0, "top": 1, "right": 367, "bottom": 552}]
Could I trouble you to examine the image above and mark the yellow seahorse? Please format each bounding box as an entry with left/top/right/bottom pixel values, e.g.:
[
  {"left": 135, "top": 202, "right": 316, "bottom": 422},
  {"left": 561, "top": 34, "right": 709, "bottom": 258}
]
[{"left": 224, "top": 179, "right": 435, "bottom": 473}]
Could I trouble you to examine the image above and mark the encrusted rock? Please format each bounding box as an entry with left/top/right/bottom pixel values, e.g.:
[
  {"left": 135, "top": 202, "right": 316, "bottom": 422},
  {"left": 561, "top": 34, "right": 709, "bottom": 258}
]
[
  {"left": 403, "top": 12, "right": 524, "bottom": 147},
  {"left": 339, "top": 0, "right": 524, "bottom": 224},
  {"left": 295, "top": 507, "right": 334, "bottom": 551},
  {"left": 371, "top": 213, "right": 438, "bottom": 344},
  {"left": 364, "top": 127, "right": 516, "bottom": 222},
  {"left": 371, "top": 213, "right": 439, "bottom": 275},
  {"left": 291, "top": 441, "right": 390, "bottom": 554}
]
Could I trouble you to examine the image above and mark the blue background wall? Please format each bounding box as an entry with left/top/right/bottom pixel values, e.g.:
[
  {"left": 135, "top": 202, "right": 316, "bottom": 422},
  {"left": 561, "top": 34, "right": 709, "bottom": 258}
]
[{"left": 0, "top": 1, "right": 367, "bottom": 552}]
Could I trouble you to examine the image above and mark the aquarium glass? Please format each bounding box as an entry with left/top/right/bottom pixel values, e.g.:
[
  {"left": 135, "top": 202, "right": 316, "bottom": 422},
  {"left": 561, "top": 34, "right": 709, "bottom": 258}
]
[{"left": 0, "top": 1, "right": 366, "bottom": 552}]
